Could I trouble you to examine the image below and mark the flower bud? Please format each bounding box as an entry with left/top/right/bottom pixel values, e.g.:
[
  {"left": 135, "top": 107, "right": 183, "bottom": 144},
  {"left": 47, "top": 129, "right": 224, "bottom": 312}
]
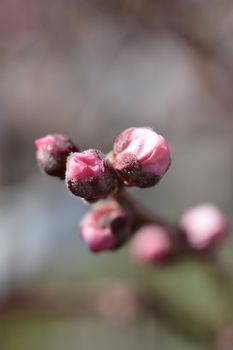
[
  {"left": 66, "top": 150, "right": 119, "bottom": 202},
  {"left": 180, "top": 204, "right": 229, "bottom": 250},
  {"left": 34, "top": 134, "right": 78, "bottom": 179},
  {"left": 129, "top": 225, "right": 171, "bottom": 264},
  {"left": 80, "top": 201, "right": 130, "bottom": 252},
  {"left": 112, "top": 127, "right": 171, "bottom": 188}
]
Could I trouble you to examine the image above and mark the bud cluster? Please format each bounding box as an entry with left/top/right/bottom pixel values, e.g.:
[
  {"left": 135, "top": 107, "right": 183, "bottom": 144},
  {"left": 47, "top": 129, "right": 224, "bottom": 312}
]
[
  {"left": 35, "top": 128, "right": 229, "bottom": 260},
  {"left": 128, "top": 203, "right": 229, "bottom": 265}
]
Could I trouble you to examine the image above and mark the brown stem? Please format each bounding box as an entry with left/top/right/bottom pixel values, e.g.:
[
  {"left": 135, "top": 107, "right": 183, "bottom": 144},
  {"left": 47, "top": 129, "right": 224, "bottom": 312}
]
[
  {"left": 113, "top": 189, "right": 165, "bottom": 228},
  {"left": 113, "top": 189, "right": 191, "bottom": 257}
]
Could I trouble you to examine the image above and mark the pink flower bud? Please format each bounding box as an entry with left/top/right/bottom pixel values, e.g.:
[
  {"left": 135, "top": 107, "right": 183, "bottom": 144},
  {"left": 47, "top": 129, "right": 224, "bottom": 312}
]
[
  {"left": 80, "top": 201, "right": 130, "bottom": 252},
  {"left": 129, "top": 225, "right": 171, "bottom": 264},
  {"left": 34, "top": 134, "right": 78, "bottom": 179},
  {"left": 180, "top": 204, "right": 229, "bottom": 250},
  {"left": 112, "top": 127, "right": 171, "bottom": 188},
  {"left": 66, "top": 150, "right": 118, "bottom": 202}
]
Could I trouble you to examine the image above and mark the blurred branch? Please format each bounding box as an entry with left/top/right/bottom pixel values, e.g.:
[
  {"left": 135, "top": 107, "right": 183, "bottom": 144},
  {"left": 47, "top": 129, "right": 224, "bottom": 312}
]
[
  {"left": 114, "top": 190, "right": 208, "bottom": 259},
  {"left": 0, "top": 273, "right": 231, "bottom": 345}
]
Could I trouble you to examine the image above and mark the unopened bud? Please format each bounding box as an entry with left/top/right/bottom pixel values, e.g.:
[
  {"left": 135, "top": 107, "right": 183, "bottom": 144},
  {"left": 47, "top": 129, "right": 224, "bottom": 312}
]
[
  {"left": 180, "top": 204, "right": 229, "bottom": 250},
  {"left": 112, "top": 127, "right": 171, "bottom": 188},
  {"left": 129, "top": 225, "right": 171, "bottom": 264},
  {"left": 66, "top": 150, "right": 118, "bottom": 202},
  {"left": 34, "top": 134, "right": 78, "bottom": 179},
  {"left": 80, "top": 201, "right": 130, "bottom": 252}
]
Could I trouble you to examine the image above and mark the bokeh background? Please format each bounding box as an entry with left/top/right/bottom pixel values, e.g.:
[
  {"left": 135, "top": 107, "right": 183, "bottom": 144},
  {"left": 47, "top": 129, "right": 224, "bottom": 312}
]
[{"left": 0, "top": 1, "right": 233, "bottom": 349}]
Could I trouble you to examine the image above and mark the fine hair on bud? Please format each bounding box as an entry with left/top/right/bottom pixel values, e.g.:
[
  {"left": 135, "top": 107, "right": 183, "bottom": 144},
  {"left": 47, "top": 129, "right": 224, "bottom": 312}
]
[
  {"left": 80, "top": 201, "right": 130, "bottom": 253},
  {"left": 34, "top": 134, "right": 79, "bottom": 179},
  {"left": 112, "top": 127, "right": 171, "bottom": 188},
  {"left": 66, "top": 150, "right": 119, "bottom": 202}
]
